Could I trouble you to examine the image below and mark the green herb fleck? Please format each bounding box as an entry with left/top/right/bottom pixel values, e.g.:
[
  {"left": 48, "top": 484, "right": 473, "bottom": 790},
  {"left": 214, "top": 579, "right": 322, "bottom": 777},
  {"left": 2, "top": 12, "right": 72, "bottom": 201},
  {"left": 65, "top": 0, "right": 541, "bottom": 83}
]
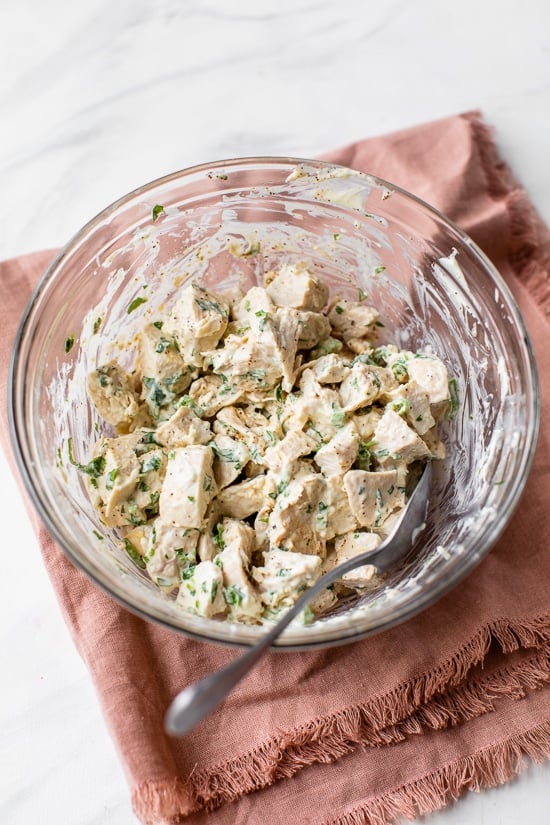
[
  {"left": 124, "top": 539, "right": 146, "bottom": 569},
  {"left": 128, "top": 296, "right": 147, "bottom": 314},
  {"left": 224, "top": 584, "right": 244, "bottom": 606},
  {"left": 390, "top": 398, "right": 410, "bottom": 416},
  {"left": 356, "top": 445, "right": 373, "bottom": 472},
  {"left": 178, "top": 395, "right": 205, "bottom": 417},
  {"left": 255, "top": 309, "right": 269, "bottom": 330},
  {"left": 391, "top": 357, "right": 408, "bottom": 382},
  {"left": 213, "top": 523, "right": 225, "bottom": 549},
  {"left": 447, "top": 378, "right": 459, "bottom": 419},
  {"left": 105, "top": 468, "right": 119, "bottom": 490},
  {"left": 68, "top": 438, "right": 106, "bottom": 478},
  {"left": 141, "top": 453, "right": 161, "bottom": 473},
  {"left": 331, "top": 404, "right": 346, "bottom": 428},
  {"left": 65, "top": 335, "right": 75, "bottom": 353},
  {"left": 152, "top": 204, "right": 165, "bottom": 221},
  {"left": 195, "top": 296, "right": 228, "bottom": 318}
]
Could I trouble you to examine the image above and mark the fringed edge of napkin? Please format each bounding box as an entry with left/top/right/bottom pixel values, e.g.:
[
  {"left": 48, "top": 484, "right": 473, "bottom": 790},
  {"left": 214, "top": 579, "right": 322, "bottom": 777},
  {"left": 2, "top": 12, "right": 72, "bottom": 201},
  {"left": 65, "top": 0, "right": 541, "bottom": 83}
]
[
  {"left": 466, "top": 111, "right": 550, "bottom": 316},
  {"left": 331, "top": 718, "right": 550, "bottom": 825},
  {"left": 131, "top": 613, "right": 550, "bottom": 822}
]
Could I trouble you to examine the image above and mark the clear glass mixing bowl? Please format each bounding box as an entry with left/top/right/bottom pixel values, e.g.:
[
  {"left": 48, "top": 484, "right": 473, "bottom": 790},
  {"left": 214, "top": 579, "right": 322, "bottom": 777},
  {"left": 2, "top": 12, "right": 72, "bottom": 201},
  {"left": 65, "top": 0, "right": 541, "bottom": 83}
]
[{"left": 9, "top": 158, "right": 540, "bottom": 649}]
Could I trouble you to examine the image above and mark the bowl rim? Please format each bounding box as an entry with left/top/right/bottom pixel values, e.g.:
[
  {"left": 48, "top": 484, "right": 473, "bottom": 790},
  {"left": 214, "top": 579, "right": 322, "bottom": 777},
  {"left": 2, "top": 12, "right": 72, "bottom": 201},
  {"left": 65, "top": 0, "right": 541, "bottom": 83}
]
[{"left": 8, "top": 154, "right": 541, "bottom": 650}]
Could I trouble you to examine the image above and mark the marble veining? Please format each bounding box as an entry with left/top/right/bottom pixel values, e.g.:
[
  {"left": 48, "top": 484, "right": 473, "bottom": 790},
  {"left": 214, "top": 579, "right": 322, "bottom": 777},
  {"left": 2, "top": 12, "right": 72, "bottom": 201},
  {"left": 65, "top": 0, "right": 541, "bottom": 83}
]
[{"left": 1, "top": 1, "right": 549, "bottom": 823}]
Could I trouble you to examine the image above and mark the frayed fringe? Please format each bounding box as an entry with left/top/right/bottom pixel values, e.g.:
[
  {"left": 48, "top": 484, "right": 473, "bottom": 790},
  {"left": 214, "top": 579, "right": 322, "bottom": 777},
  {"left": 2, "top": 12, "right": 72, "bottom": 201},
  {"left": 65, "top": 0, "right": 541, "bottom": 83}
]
[
  {"left": 328, "top": 719, "right": 550, "bottom": 825},
  {"left": 187, "top": 615, "right": 550, "bottom": 811},
  {"left": 465, "top": 111, "right": 550, "bottom": 315},
  {"left": 132, "top": 777, "right": 196, "bottom": 825}
]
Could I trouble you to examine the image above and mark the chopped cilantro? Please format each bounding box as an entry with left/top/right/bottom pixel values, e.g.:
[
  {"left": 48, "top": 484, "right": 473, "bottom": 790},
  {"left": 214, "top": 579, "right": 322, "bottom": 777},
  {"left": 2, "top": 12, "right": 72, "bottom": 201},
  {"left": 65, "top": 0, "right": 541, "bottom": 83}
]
[
  {"left": 213, "top": 523, "right": 225, "bottom": 549},
  {"left": 124, "top": 539, "right": 146, "bottom": 569},
  {"left": 390, "top": 398, "right": 410, "bottom": 416},
  {"left": 223, "top": 584, "right": 244, "bottom": 606},
  {"left": 65, "top": 335, "right": 75, "bottom": 353},
  {"left": 255, "top": 309, "right": 269, "bottom": 330},
  {"left": 68, "top": 438, "right": 105, "bottom": 478},
  {"left": 447, "top": 377, "right": 459, "bottom": 419},
  {"left": 152, "top": 204, "right": 165, "bottom": 221},
  {"left": 128, "top": 296, "right": 147, "bottom": 314}
]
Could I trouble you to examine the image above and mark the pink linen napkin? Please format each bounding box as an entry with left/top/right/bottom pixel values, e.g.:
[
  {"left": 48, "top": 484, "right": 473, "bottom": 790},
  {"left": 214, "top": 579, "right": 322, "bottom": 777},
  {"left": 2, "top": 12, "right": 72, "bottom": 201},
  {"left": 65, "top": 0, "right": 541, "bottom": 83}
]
[{"left": 1, "top": 110, "right": 550, "bottom": 825}]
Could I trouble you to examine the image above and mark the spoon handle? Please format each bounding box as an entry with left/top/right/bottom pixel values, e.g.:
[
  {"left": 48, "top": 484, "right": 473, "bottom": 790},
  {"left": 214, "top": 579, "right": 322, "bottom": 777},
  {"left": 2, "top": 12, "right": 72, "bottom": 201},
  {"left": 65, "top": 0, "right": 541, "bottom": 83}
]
[{"left": 165, "top": 462, "right": 431, "bottom": 736}]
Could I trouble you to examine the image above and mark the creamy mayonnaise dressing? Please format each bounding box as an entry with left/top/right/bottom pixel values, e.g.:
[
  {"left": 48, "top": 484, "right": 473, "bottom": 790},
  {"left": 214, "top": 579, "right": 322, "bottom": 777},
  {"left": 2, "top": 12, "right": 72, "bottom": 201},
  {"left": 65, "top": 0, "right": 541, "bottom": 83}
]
[{"left": 79, "top": 263, "right": 451, "bottom": 625}]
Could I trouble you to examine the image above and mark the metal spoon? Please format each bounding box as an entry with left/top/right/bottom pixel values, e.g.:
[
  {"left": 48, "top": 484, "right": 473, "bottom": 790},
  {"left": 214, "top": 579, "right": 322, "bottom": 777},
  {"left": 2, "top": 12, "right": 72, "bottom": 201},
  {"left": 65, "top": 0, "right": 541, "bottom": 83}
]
[{"left": 165, "top": 461, "right": 432, "bottom": 736}]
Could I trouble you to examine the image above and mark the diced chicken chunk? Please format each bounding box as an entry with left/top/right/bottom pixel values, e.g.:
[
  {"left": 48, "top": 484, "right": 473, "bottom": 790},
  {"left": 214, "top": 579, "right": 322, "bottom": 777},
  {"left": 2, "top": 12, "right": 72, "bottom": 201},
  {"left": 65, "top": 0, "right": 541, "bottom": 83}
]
[
  {"left": 87, "top": 360, "right": 140, "bottom": 430},
  {"left": 406, "top": 355, "right": 450, "bottom": 406},
  {"left": 294, "top": 310, "right": 332, "bottom": 351},
  {"left": 215, "top": 474, "right": 271, "bottom": 519},
  {"left": 372, "top": 409, "right": 431, "bottom": 465},
  {"left": 308, "top": 354, "right": 350, "bottom": 384},
  {"left": 177, "top": 561, "right": 226, "bottom": 618},
  {"left": 155, "top": 405, "right": 211, "bottom": 448},
  {"left": 353, "top": 407, "right": 383, "bottom": 441},
  {"left": 137, "top": 323, "right": 191, "bottom": 419},
  {"left": 159, "top": 445, "right": 216, "bottom": 528},
  {"left": 263, "top": 429, "right": 316, "bottom": 475},
  {"left": 265, "top": 263, "right": 329, "bottom": 311},
  {"left": 220, "top": 517, "right": 256, "bottom": 560},
  {"left": 340, "top": 364, "right": 396, "bottom": 412},
  {"left": 252, "top": 548, "right": 322, "bottom": 609},
  {"left": 267, "top": 473, "right": 326, "bottom": 556},
  {"left": 328, "top": 299, "right": 380, "bottom": 341},
  {"left": 214, "top": 405, "right": 271, "bottom": 461},
  {"left": 232, "top": 286, "right": 275, "bottom": 323},
  {"left": 207, "top": 307, "right": 299, "bottom": 394},
  {"left": 89, "top": 432, "right": 143, "bottom": 527},
  {"left": 343, "top": 469, "right": 405, "bottom": 528},
  {"left": 385, "top": 380, "right": 435, "bottom": 436},
  {"left": 167, "top": 282, "right": 229, "bottom": 341},
  {"left": 333, "top": 531, "right": 381, "bottom": 586},
  {"left": 188, "top": 374, "right": 243, "bottom": 416},
  {"left": 197, "top": 505, "right": 223, "bottom": 562},
  {"left": 324, "top": 474, "right": 358, "bottom": 540},
  {"left": 314, "top": 424, "right": 359, "bottom": 477},
  {"left": 211, "top": 435, "right": 250, "bottom": 489},
  {"left": 146, "top": 520, "right": 199, "bottom": 590},
  {"left": 293, "top": 370, "right": 349, "bottom": 445},
  {"left": 217, "top": 544, "right": 263, "bottom": 622}
]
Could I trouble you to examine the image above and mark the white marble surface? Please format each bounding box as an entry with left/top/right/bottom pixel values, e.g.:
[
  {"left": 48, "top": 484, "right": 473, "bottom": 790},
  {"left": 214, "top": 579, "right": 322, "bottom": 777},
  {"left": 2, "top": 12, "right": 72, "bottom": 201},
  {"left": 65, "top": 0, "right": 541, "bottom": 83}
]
[{"left": 1, "top": 1, "right": 549, "bottom": 823}]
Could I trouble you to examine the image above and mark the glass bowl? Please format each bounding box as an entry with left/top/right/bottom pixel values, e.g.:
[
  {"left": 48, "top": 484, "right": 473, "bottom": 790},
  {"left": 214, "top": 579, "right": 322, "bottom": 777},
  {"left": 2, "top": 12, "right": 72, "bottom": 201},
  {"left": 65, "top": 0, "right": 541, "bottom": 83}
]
[{"left": 9, "top": 158, "right": 540, "bottom": 649}]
